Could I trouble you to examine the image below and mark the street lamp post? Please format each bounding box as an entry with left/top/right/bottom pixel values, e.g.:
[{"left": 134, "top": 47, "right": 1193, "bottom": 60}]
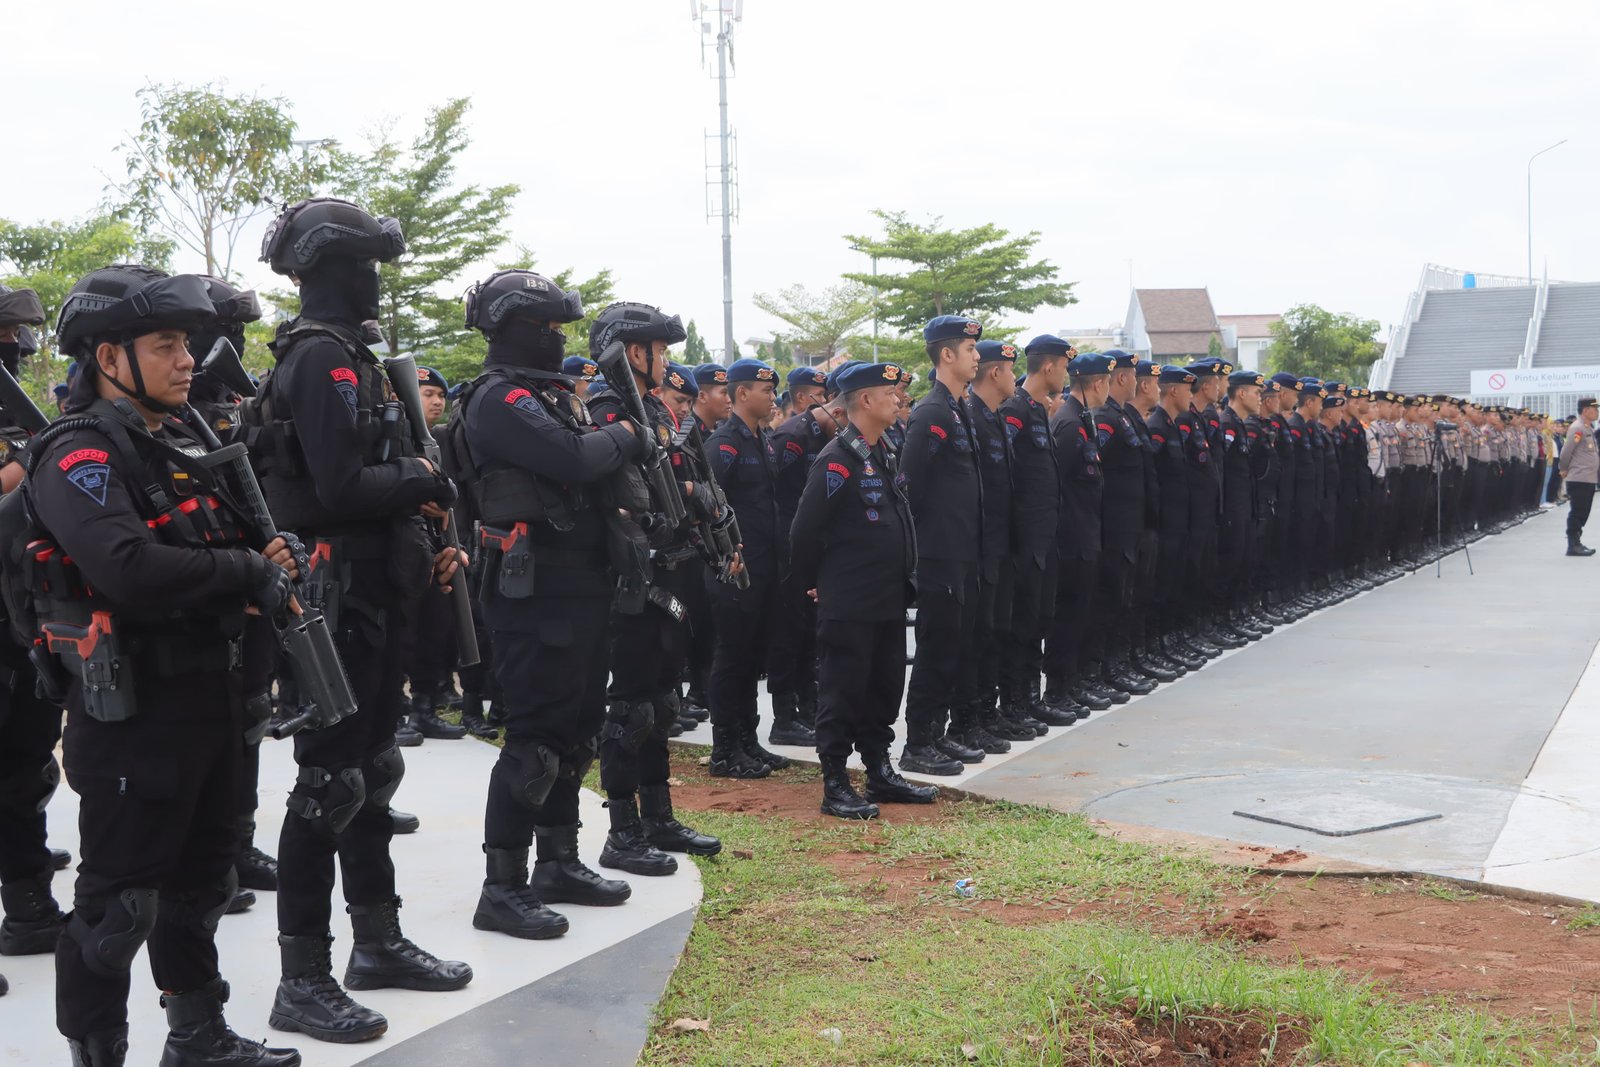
[{"left": 1527, "top": 139, "right": 1568, "bottom": 284}]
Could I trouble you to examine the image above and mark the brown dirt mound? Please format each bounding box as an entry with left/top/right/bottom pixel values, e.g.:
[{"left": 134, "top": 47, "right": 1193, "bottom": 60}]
[{"left": 1055, "top": 1001, "right": 1310, "bottom": 1066}]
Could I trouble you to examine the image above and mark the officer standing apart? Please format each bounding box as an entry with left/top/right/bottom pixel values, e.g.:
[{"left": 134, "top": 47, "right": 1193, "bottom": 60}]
[
  {"left": 1561, "top": 397, "right": 1598, "bottom": 556},
  {"left": 452, "top": 274, "right": 643, "bottom": 939},
  {"left": 41, "top": 266, "right": 301, "bottom": 1066},
  {"left": 789, "top": 362, "right": 934, "bottom": 819},
  {"left": 900, "top": 316, "right": 985, "bottom": 776},
  {"left": 252, "top": 199, "right": 472, "bottom": 1045}
]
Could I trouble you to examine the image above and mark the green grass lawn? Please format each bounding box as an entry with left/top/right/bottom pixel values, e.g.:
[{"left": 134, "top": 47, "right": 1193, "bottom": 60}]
[{"left": 638, "top": 752, "right": 1598, "bottom": 1066}]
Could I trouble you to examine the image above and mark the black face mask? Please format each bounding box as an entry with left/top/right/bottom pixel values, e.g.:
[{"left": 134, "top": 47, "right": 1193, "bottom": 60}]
[
  {"left": 0, "top": 341, "right": 19, "bottom": 377},
  {"left": 486, "top": 316, "right": 569, "bottom": 372},
  {"left": 299, "top": 258, "right": 382, "bottom": 326}
]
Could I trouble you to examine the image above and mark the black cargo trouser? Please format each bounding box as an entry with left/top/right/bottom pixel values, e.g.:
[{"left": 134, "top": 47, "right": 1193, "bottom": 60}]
[{"left": 814, "top": 617, "right": 905, "bottom": 761}]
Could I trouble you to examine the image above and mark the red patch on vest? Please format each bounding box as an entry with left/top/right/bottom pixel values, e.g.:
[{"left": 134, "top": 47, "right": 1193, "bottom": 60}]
[
  {"left": 785, "top": 440, "right": 804, "bottom": 455},
  {"left": 505, "top": 388, "right": 533, "bottom": 405},
  {"left": 719, "top": 443, "right": 739, "bottom": 455},
  {"left": 606, "top": 412, "right": 619, "bottom": 423},
  {"left": 1005, "top": 415, "right": 1024, "bottom": 429},
  {"left": 929, "top": 424, "right": 948, "bottom": 440},
  {"left": 58, "top": 448, "right": 109, "bottom": 471},
  {"left": 330, "top": 367, "right": 357, "bottom": 385},
  {"left": 827, "top": 462, "right": 851, "bottom": 478}
]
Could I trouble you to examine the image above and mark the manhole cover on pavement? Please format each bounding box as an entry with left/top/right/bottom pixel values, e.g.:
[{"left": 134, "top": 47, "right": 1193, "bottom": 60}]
[{"left": 1234, "top": 794, "right": 1443, "bottom": 837}]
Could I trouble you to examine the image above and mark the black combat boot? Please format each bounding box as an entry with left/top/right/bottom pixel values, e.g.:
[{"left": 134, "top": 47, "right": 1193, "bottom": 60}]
[
  {"left": 1568, "top": 539, "right": 1596, "bottom": 557},
  {"left": 235, "top": 822, "right": 277, "bottom": 893},
  {"left": 640, "top": 784, "right": 721, "bottom": 856},
  {"left": 819, "top": 755, "right": 878, "bottom": 820},
  {"left": 159, "top": 978, "right": 300, "bottom": 1067},
  {"left": 389, "top": 809, "right": 420, "bottom": 835},
  {"left": 472, "top": 847, "right": 568, "bottom": 940},
  {"left": 598, "top": 797, "right": 679, "bottom": 877},
  {"left": 1034, "top": 683, "right": 1083, "bottom": 726},
  {"left": 1080, "top": 665, "right": 1128, "bottom": 704},
  {"left": 950, "top": 700, "right": 1010, "bottom": 753},
  {"left": 767, "top": 691, "right": 814, "bottom": 747},
  {"left": 1066, "top": 677, "right": 1113, "bottom": 711},
  {"left": 1024, "top": 678, "right": 1060, "bottom": 731},
  {"left": 1107, "top": 658, "right": 1156, "bottom": 696},
  {"left": 393, "top": 715, "right": 422, "bottom": 748},
  {"left": 898, "top": 716, "right": 964, "bottom": 775},
  {"left": 0, "top": 870, "right": 66, "bottom": 955},
  {"left": 1130, "top": 647, "right": 1179, "bottom": 683},
  {"left": 536, "top": 823, "right": 636, "bottom": 902},
  {"left": 682, "top": 689, "right": 711, "bottom": 721},
  {"left": 933, "top": 708, "right": 987, "bottom": 763},
  {"left": 68, "top": 1026, "right": 129, "bottom": 1066},
  {"left": 459, "top": 693, "right": 499, "bottom": 740},
  {"left": 991, "top": 685, "right": 1041, "bottom": 740},
  {"left": 225, "top": 889, "right": 256, "bottom": 915},
  {"left": 408, "top": 690, "right": 466, "bottom": 741},
  {"left": 269, "top": 934, "right": 387, "bottom": 1044},
  {"left": 862, "top": 751, "right": 937, "bottom": 805},
  {"left": 740, "top": 719, "right": 790, "bottom": 770},
  {"left": 344, "top": 897, "right": 473, "bottom": 992},
  {"left": 1147, "top": 637, "right": 1189, "bottom": 676},
  {"left": 709, "top": 723, "right": 770, "bottom": 779}
]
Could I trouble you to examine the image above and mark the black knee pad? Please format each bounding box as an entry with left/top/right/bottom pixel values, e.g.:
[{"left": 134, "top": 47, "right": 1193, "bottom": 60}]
[
  {"left": 501, "top": 741, "right": 558, "bottom": 809},
  {"left": 0, "top": 754, "right": 60, "bottom": 816},
  {"left": 161, "top": 868, "right": 238, "bottom": 939},
  {"left": 286, "top": 765, "right": 365, "bottom": 835},
  {"left": 362, "top": 746, "right": 405, "bottom": 812},
  {"left": 68, "top": 887, "right": 159, "bottom": 978},
  {"left": 559, "top": 737, "right": 597, "bottom": 786},
  {"left": 241, "top": 692, "right": 273, "bottom": 747},
  {"left": 602, "top": 699, "right": 653, "bottom": 753}
]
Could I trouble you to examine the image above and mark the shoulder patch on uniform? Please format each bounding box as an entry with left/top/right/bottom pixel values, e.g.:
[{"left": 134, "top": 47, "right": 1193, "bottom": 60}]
[
  {"left": 330, "top": 366, "right": 358, "bottom": 415},
  {"left": 928, "top": 424, "right": 948, "bottom": 440},
  {"left": 60, "top": 447, "right": 111, "bottom": 507},
  {"left": 504, "top": 387, "right": 541, "bottom": 413},
  {"left": 1005, "top": 415, "right": 1024, "bottom": 429},
  {"left": 825, "top": 461, "right": 850, "bottom": 497},
  {"left": 785, "top": 440, "right": 804, "bottom": 455}
]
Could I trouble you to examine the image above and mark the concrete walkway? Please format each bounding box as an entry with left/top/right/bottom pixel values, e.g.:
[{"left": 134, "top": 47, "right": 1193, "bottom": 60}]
[
  {"left": 684, "top": 510, "right": 1600, "bottom": 903},
  {"left": 4, "top": 736, "right": 701, "bottom": 1066}
]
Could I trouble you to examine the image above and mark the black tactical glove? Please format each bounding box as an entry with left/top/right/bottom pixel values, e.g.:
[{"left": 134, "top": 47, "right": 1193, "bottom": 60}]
[
  {"left": 247, "top": 555, "right": 295, "bottom": 617},
  {"left": 276, "top": 531, "right": 310, "bottom": 581},
  {"left": 430, "top": 468, "right": 459, "bottom": 509}
]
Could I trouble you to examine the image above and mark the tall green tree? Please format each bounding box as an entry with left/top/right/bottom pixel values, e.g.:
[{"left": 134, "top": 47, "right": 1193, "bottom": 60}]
[
  {"left": 115, "top": 82, "right": 322, "bottom": 279},
  {"left": 1265, "top": 304, "right": 1384, "bottom": 382},
  {"left": 752, "top": 282, "right": 873, "bottom": 363},
  {"left": 683, "top": 320, "right": 710, "bottom": 364},
  {"left": 842, "top": 211, "right": 1075, "bottom": 332},
  {"left": 0, "top": 214, "right": 174, "bottom": 401},
  {"left": 330, "top": 98, "right": 518, "bottom": 355}
]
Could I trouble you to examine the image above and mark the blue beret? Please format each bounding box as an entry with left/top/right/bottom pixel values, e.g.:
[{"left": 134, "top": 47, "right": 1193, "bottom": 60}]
[
  {"left": 562, "top": 354, "right": 600, "bottom": 381},
  {"left": 1134, "top": 359, "right": 1159, "bottom": 378},
  {"left": 825, "top": 360, "right": 863, "bottom": 397},
  {"left": 417, "top": 366, "right": 448, "bottom": 393},
  {"left": 923, "top": 314, "right": 983, "bottom": 343},
  {"left": 1068, "top": 353, "right": 1114, "bottom": 376},
  {"left": 52, "top": 382, "right": 68, "bottom": 398},
  {"left": 836, "top": 361, "right": 907, "bottom": 393},
  {"left": 1261, "top": 377, "right": 1280, "bottom": 395},
  {"left": 787, "top": 366, "right": 828, "bottom": 390},
  {"left": 1228, "top": 369, "right": 1265, "bottom": 388},
  {"left": 1270, "top": 372, "right": 1302, "bottom": 392},
  {"left": 1186, "top": 357, "right": 1233, "bottom": 377},
  {"left": 1024, "top": 334, "right": 1074, "bottom": 358},
  {"left": 1298, "top": 377, "right": 1326, "bottom": 398},
  {"left": 1322, "top": 393, "right": 1346, "bottom": 408},
  {"left": 976, "top": 340, "right": 1018, "bottom": 364},
  {"left": 726, "top": 358, "right": 777, "bottom": 384},
  {"left": 892, "top": 363, "right": 914, "bottom": 385},
  {"left": 447, "top": 382, "right": 467, "bottom": 401},
  {"left": 663, "top": 362, "right": 698, "bottom": 396},
  {"left": 1102, "top": 348, "right": 1133, "bottom": 362},
  {"left": 1324, "top": 381, "right": 1346, "bottom": 395},
  {"left": 1158, "top": 365, "right": 1197, "bottom": 385},
  {"left": 692, "top": 363, "right": 728, "bottom": 387}
]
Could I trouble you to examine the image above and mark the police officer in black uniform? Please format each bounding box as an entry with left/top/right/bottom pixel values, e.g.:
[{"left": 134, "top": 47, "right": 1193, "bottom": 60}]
[
  {"left": 706, "top": 358, "right": 787, "bottom": 778},
  {"left": 183, "top": 276, "right": 282, "bottom": 907},
  {"left": 960, "top": 339, "right": 1031, "bottom": 749},
  {"left": 1089, "top": 353, "right": 1155, "bottom": 697},
  {"left": 1001, "top": 336, "right": 1080, "bottom": 729},
  {"left": 450, "top": 273, "right": 641, "bottom": 940},
  {"left": 681, "top": 363, "right": 732, "bottom": 718},
  {"left": 251, "top": 199, "right": 471, "bottom": 1044},
  {"left": 0, "top": 284, "right": 70, "bottom": 976},
  {"left": 900, "top": 316, "right": 985, "bottom": 776},
  {"left": 790, "top": 362, "right": 934, "bottom": 819},
  {"left": 1043, "top": 353, "right": 1112, "bottom": 712},
  {"left": 38, "top": 265, "right": 302, "bottom": 1066},
  {"left": 765, "top": 366, "right": 841, "bottom": 747},
  {"left": 584, "top": 307, "right": 722, "bottom": 876},
  {"left": 1146, "top": 366, "right": 1205, "bottom": 672},
  {"left": 1217, "top": 369, "right": 1270, "bottom": 635}
]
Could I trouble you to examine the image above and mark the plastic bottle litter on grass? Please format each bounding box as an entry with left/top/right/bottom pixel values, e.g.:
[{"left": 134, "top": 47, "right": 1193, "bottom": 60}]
[{"left": 954, "top": 879, "right": 976, "bottom": 898}]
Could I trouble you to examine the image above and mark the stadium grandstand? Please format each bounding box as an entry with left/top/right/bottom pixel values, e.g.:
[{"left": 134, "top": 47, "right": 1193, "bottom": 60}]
[{"left": 1369, "top": 264, "right": 1600, "bottom": 418}]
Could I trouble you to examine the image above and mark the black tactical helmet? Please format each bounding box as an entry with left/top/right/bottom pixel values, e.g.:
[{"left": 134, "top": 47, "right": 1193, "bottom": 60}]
[
  {"left": 260, "top": 197, "right": 406, "bottom": 276},
  {"left": 55, "top": 265, "right": 216, "bottom": 360},
  {"left": 195, "top": 275, "right": 263, "bottom": 325},
  {"left": 588, "top": 302, "right": 687, "bottom": 359},
  {"left": 0, "top": 284, "right": 45, "bottom": 329},
  {"left": 464, "top": 270, "right": 583, "bottom": 336}
]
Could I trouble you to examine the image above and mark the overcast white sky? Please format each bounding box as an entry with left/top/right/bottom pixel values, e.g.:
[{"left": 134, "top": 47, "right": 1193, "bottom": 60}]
[{"left": 6, "top": 0, "right": 1598, "bottom": 356}]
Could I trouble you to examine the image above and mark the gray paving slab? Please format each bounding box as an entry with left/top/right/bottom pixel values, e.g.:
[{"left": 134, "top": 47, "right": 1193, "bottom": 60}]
[
  {"left": 962, "top": 513, "right": 1600, "bottom": 878},
  {"left": 354, "top": 909, "right": 696, "bottom": 1067}
]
